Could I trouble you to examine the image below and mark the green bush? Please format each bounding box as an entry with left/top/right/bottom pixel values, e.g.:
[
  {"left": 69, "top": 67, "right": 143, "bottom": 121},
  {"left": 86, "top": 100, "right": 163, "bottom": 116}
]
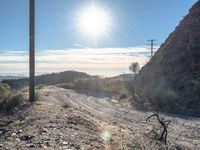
[{"left": 35, "top": 90, "right": 42, "bottom": 101}]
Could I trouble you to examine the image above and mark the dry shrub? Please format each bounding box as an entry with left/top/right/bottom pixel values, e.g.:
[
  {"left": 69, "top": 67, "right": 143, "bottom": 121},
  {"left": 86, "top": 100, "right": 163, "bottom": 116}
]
[
  {"left": 74, "top": 78, "right": 104, "bottom": 92},
  {"left": 61, "top": 101, "right": 71, "bottom": 108},
  {"left": 58, "top": 77, "right": 125, "bottom": 95},
  {"left": 58, "top": 83, "right": 75, "bottom": 89},
  {"left": 0, "top": 92, "right": 23, "bottom": 112},
  {"left": 104, "top": 80, "right": 124, "bottom": 94},
  {"left": 142, "top": 77, "right": 179, "bottom": 112},
  {"left": 0, "top": 83, "right": 11, "bottom": 103},
  {"left": 124, "top": 80, "right": 136, "bottom": 95}
]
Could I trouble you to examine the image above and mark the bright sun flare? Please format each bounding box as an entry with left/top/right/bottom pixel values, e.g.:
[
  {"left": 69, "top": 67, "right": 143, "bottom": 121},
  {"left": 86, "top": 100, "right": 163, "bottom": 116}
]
[{"left": 77, "top": 6, "right": 111, "bottom": 38}]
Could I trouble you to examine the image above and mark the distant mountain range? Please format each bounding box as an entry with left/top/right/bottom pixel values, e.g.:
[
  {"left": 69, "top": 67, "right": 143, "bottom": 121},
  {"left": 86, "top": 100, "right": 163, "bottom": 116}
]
[
  {"left": 1, "top": 70, "right": 135, "bottom": 90},
  {"left": 1, "top": 71, "right": 91, "bottom": 89},
  {"left": 0, "top": 76, "right": 23, "bottom": 82}
]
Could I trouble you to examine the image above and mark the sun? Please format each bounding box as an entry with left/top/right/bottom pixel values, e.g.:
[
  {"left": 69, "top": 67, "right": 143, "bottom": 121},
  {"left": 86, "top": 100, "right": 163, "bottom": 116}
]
[{"left": 77, "top": 5, "right": 111, "bottom": 39}]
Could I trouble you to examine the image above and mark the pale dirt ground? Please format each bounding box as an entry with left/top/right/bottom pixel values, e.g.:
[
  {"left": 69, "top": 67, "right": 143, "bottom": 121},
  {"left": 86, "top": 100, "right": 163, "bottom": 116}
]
[{"left": 0, "top": 86, "right": 200, "bottom": 150}]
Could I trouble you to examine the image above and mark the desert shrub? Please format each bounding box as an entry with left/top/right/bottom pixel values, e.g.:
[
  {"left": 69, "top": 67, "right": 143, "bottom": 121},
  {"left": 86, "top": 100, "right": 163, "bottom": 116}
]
[
  {"left": 58, "top": 83, "right": 75, "bottom": 89},
  {"left": 104, "top": 80, "right": 124, "bottom": 94},
  {"left": 0, "top": 83, "right": 11, "bottom": 102},
  {"left": 74, "top": 78, "right": 125, "bottom": 94},
  {"left": 61, "top": 102, "right": 70, "bottom": 108},
  {"left": 74, "top": 78, "right": 90, "bottom": 90},
  {"left": 34, "top": 90, "right": 42, "bottom": 101},
  {"left": 74, "top": 78, "right": 104, "bottom": 92},
  {"left": 143, "top": 77, "right": 179, "bottom": 111},
  {"left": 36, "top": 85, "right": 44, "bottom": 90},
  {"left": 0, "top": 93, "right": 23, "bottom": 112},
  {"left": 60, "top": 98, "right": 71, "bottom": 108},
  {"left": 124, "top": 80, "right": 136, "bottom": 95}
]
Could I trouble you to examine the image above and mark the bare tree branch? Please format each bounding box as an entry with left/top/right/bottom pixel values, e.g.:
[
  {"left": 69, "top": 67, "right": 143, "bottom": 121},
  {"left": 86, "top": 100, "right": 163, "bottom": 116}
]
[{"left": 146, "top": 111, "right": 171, "bottom": 144}]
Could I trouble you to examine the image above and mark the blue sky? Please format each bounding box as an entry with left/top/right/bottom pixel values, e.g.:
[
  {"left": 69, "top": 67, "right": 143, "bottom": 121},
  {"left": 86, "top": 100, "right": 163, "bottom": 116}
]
[{"left": 0, "top": 0, "right": 198, "bottom": 76}]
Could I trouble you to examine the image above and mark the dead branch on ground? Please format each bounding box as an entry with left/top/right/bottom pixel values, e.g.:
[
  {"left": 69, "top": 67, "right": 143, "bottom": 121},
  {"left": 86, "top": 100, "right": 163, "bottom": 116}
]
[{"left": 146, "top": 111, "right": 171, "bottom": 144}]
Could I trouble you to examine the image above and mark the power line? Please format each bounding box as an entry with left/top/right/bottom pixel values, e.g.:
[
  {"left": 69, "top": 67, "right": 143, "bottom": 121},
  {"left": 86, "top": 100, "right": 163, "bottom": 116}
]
[{"left": 147, "top": 39, "right": 157, "bottom": 57}]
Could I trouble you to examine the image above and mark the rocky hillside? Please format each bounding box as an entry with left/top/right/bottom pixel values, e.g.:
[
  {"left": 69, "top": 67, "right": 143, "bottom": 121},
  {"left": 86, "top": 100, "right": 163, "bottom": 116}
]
[{"left": 135, "top": 1, "right": 200, "bottom": 116}]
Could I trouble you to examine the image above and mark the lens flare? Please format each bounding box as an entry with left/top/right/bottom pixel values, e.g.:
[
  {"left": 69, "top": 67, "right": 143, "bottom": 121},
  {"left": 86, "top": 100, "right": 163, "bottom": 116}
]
[{"left": 100, "top": 131, "right": 112, "bottom": 141}]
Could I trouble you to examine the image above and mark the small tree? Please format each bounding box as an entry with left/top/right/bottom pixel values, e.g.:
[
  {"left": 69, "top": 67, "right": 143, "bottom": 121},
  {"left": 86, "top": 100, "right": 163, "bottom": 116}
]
[
  {"left": 126, "top": 62, "right": 140, "bottom": 95},
  {"left": 129, "top": 62, "right": 140, "bottom": 74}
]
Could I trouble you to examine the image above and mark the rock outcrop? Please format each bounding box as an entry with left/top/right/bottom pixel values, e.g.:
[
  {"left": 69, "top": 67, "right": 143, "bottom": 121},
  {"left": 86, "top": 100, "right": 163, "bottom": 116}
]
[{"left": 135, "top": 1, "right": 200, "bottom": 116}]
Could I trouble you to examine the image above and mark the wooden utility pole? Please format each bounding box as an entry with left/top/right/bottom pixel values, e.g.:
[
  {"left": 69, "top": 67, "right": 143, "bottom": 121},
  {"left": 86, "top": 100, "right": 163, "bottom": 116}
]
[
  {"left": 29, "top": 0, "right": 35, "bottom": 102},
  {"left": 147, "top": 39, "right": 156, "bottom": 57}
]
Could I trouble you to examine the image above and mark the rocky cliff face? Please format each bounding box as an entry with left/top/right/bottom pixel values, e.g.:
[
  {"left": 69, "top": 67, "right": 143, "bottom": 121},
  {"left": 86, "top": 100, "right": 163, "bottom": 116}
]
[{"left": 135, "top": 1, "right": 200, "bottom": 116}]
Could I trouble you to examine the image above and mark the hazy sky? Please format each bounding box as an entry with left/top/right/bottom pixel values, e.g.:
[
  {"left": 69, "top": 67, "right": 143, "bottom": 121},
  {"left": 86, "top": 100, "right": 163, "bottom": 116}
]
[{"left": 0, "top": 0, "right": 197, "bottom": 76}]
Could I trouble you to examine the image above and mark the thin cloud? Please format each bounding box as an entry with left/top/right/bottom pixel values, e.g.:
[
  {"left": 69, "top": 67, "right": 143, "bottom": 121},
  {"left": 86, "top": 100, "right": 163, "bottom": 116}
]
[{"left": 0, "top": 46, "right": 158, "bottom": 76}]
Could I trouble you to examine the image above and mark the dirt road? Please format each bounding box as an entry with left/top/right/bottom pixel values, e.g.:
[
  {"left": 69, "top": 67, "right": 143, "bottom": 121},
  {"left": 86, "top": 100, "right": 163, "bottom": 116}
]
[{"left": 0, "top": 86, "right": 200, "bottom": 149}]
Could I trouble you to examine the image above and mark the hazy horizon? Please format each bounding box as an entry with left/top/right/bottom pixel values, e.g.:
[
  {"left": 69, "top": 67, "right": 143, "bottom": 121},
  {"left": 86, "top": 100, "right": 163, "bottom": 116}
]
[{"left": 0, "top": 46, "right": 157, "bottom": 77}]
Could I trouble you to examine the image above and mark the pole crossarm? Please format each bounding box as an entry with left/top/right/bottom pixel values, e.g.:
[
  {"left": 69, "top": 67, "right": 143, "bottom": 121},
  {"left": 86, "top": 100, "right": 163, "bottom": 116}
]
[{"left": 147, "top": 39, "right": 157, "bottom": 57}]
